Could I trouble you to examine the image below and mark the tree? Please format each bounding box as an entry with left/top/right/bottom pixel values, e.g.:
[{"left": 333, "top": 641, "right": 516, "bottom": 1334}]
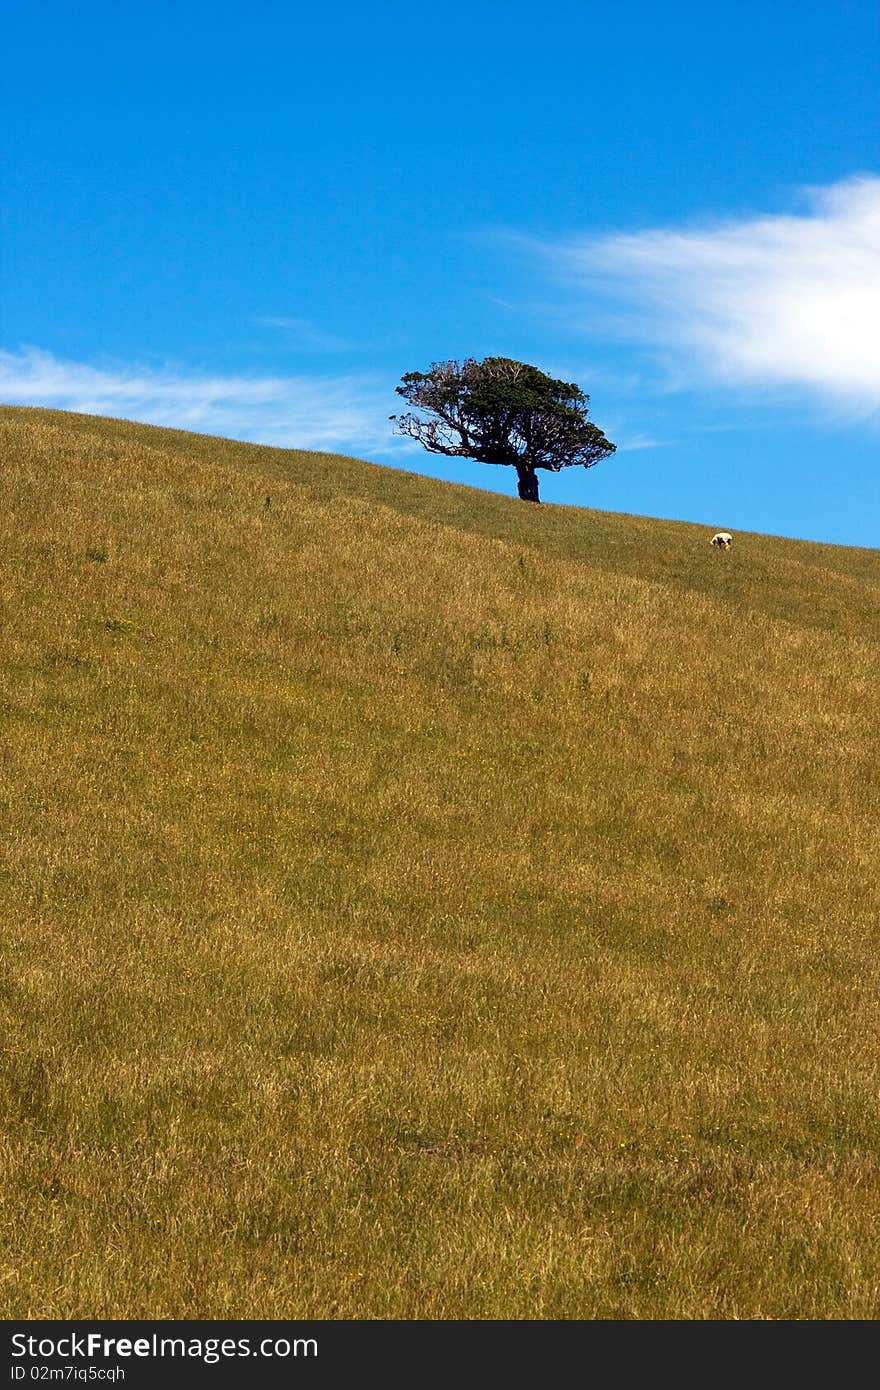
[{"left": 391, "top": 356, "right": 616, "bottom": 502}]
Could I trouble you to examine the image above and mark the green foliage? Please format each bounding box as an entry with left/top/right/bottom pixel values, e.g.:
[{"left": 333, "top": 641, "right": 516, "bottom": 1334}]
[{"left": 392, "top": 356, "right": 616, "bottom": 501}]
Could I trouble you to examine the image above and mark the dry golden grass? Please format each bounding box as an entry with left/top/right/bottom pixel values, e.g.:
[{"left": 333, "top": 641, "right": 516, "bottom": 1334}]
[{"left": 1, "top": 405, "right": 879, "bottom": 1319}]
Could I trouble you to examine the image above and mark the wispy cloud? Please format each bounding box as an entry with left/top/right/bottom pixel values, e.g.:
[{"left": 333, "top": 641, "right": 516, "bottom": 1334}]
[
  {"left": 532, "top": 174, "right": 880, "bottom": 417},
  {"left": 0, "top": 347, "right": 401, "bottom": 453},
  {"left": 612, "top": 433, "right": 674, "bottom": 453},
  {"left": 253, "top": 316, "right": 353, "bottom": 352}
]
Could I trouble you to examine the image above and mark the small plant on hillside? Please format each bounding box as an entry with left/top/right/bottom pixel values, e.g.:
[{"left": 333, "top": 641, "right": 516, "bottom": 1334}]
[{"left": 391, "top": 356, "right": 616, "bottom": 502}]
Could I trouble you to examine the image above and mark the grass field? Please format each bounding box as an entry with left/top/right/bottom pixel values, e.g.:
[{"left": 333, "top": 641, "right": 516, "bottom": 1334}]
[{"left": 1, "top": 404, "right": 879, "bottom": 1319}]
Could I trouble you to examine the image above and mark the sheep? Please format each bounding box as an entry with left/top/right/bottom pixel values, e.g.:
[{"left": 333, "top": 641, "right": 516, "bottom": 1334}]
[{"left": 710, "top": 531, "right": 732, "bottom": 549}]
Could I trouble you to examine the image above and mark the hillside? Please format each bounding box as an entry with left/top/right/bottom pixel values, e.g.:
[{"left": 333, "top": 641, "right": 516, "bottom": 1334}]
[{"left": 1, "top": 404, "right": 879, "bottom": 1319}]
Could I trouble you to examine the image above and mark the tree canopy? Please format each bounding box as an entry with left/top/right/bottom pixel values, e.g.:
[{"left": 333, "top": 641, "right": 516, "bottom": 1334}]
[{"left": 391, "top": 356, "right": 616, "bottom": 501}]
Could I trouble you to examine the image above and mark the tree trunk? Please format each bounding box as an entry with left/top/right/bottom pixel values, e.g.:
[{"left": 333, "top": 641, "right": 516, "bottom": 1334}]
[{"left": 516, "top": 466, "right": 540, "bottom": 502}]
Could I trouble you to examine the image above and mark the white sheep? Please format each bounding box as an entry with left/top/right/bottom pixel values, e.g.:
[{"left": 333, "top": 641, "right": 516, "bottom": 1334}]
[{"left": 710, "top": 531, "right": 732, "bottom": 549}]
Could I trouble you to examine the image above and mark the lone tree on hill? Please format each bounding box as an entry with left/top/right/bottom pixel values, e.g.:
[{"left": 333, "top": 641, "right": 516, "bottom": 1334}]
[{"left": 391, "top": 356, "right": 616, "bottom": 502}]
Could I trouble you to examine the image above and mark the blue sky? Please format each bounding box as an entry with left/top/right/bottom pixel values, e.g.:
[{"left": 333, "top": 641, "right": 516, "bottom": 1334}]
[{"left": 2, "top": 0, "right": 878, "bottom": 545}]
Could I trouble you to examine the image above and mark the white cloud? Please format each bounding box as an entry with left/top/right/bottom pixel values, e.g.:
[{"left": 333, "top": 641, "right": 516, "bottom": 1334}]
[
  {"left": 0, "top": 347, "right": 401, "bottom": 453},
  {"left": 253, "top": 316, "right": 353, "bottom": 351},
  {"left": 612, "top": 433, "right": 673, "bottom": 453},
  {"left": 541, "top": 174, "right": 880, "bottom": 416}
]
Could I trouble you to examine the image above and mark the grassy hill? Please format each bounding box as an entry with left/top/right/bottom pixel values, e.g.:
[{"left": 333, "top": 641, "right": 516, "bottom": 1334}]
[{"left": 1, "top": 404, "right": 879, "bottom": 1319}]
